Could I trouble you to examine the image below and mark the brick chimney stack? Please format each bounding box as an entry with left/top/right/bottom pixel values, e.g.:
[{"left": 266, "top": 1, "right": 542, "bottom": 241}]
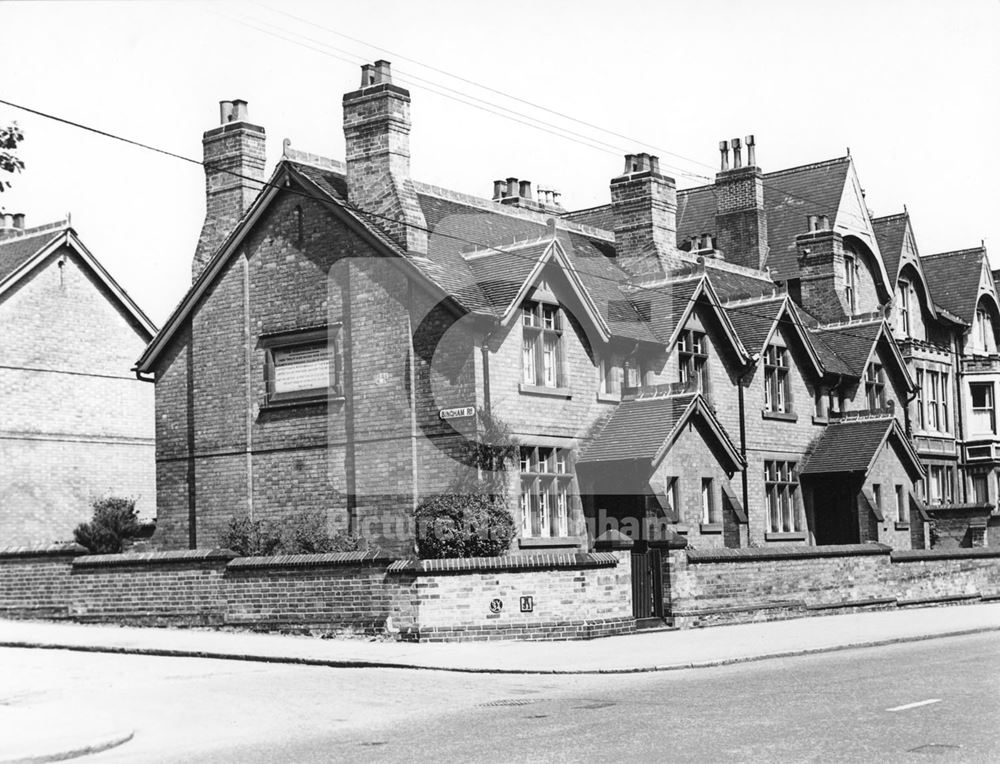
[
  {"left": 609, "top": 152, "right": 682, "bottom": 279},
  {"left": 343, "top": 61, "right": 427, "bottom": 254},
  {"left": 193, "top": 100, "right": 266, "bottom": 281},
  {"left": 714, "top": 135, "right": 768, "bottom": 271}
]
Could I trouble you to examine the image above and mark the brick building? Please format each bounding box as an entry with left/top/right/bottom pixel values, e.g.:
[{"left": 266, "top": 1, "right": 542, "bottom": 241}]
[
  {"left": 137, "top": 62, "right": 997, "bottom": 555},
  {"left": 0, "top": 215, "right": 156, "bottom": 544}
]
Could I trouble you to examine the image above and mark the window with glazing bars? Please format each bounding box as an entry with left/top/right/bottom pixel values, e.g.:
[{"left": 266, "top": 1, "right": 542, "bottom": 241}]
[
  {"left": 765, "top": 460, "right": 801, "bottom": 533},
  {"left": 521, "top": 301, "right": 563, "bottom": 388},
  {"left": 519, "top": 446, "right": 571, "bottom": 538}
]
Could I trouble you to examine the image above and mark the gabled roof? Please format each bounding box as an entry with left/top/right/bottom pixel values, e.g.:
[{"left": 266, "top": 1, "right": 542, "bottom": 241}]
[
  {"left": 0, "top": 223, "right": 156, "bottom": 339},
  {"left": 809, "top": 318, "right": 913, "bottom": 389},
  {"left": 872, "top": 213, "right": 909, "bottom": 286},
  {"left": 628, "top": 274, "right": 750, "bottom": 362},
  {"left": 801, "top": 415, "right": 924, "bottom": 477},
  {"left": 577, "top": 392, "right": 743, "bottom": 471},
  {"left": 725, "top": 295, "right": 824, "bottom": 377},
  {"left": 921, "top": 247, "right": 991, "bottom": 325}
]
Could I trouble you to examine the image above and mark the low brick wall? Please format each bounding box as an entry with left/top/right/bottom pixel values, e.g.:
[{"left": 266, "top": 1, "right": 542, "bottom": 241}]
[
  {"left": 224, "top": 552, "right": 394, "bottom": 635},
  {"left": 0, "top": 543, "right": 86, "bottom": 619},
  {"left": 0, "top": 547, "right": 634, "bottom": 641},
  {"left": 71, "top": 550, "right": 236, "bottom": 626},
  {"left": 388, "top": 552, "right": 634, "bottom": 642},
  {"left": 669, "top": 544, "right": 1000, "bottom": 627}
]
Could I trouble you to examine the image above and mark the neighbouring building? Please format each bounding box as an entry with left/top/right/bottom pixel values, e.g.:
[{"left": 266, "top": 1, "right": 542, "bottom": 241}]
[
  {"left": 136, "top": 62, "right": 998, "bottom": 555},
  {"left": 0, "top": 214, "right": 157, "bottom": 545}
]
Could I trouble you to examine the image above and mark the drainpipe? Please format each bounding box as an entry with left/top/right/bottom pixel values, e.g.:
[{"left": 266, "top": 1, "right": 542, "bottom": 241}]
[
  {"left": 737, "top": 355, "right": 760, "bottom": 537},
  {"left": 952, "top": 333, "right": 967, "bottom": 503}
]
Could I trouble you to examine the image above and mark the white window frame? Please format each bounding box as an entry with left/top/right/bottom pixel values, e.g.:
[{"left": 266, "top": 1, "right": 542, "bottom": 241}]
[
  {"left": 765, "top": 460, "right": 801, "bottom": 533},
  {"left": 522, "top": 301, "right": 563, "bottom": 388},
  {"left": 519, "top": 446, "right": 572, "bottom": 538}
]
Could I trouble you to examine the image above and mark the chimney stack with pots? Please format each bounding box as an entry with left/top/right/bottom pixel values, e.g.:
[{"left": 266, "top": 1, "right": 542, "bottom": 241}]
[
  {"left": 193, "top": 99, "right": 266, "bottom": 281},
  {"left": 713, "top": 135, "right": 768, "bottom": 270},
  {"left": 343, "top": 60, "right": 427, "bottom": 254},
  {"left": 609, "top": 152, "right": 682, "bottom": 278}
]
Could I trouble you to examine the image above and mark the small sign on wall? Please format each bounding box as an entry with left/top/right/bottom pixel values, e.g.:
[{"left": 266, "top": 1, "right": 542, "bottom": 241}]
[
  {"left": 489, "top": 598, "right": 503, "bottom": 614},
  {"left": 520, "top": 596, "right": 534, "bottom": 613},
  {"left": 440, "top": 406, "right": 476, "bottom": 421}
]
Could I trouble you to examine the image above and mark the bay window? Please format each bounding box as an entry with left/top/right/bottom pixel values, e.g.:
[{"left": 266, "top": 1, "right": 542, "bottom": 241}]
[{"left": 970, "top": 382, "right": 995, "bottom": 434}]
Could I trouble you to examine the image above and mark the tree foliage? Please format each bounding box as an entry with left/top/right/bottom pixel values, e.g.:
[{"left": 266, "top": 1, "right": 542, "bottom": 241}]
[
  {"left": 73, "top": 497, "right": 142, "bottom": 554},
  {"left": 0, "top": 123, "right": 24, "bottom": 195}
]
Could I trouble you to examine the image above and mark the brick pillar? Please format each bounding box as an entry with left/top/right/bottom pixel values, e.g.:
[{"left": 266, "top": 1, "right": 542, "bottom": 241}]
[
  {"left": 610, "top": 153, "right": 683, "bottom": 279},
  {"left": 343, "top": 61, "right": 428, "bottom": 255},
  {"left": 193, "top": 100, "right": 266, "bottom": 282}
]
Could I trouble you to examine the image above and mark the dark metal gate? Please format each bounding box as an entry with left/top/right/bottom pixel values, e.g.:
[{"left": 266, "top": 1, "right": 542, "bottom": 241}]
[{"left": 630, "top": 546, "right": 664, "bottom": 621}]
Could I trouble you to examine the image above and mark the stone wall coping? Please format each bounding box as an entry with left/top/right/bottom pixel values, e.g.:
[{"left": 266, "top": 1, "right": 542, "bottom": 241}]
[
  {"left": 72, "top": 548, "right": 238, "bottom": 568},
  {"left": 387, "top": 552, "right": 619, "bottom": 575},
  {"left": 891, "top": 547, "right": 1000, "bottom": 563},
  {"left": 685, "top": 543, "right": 892, "bottom": 564},
  {"left": 0, "top": 542, "right": 87, "bottom": 559},
  {"left": 226, "top": 550, "right": 393, "bottom": 570}
]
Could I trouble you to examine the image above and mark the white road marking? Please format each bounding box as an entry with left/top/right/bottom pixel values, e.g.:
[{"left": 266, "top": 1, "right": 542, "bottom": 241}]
[{"left": 886, "top": 698, "right": 942, "bottom": 712}]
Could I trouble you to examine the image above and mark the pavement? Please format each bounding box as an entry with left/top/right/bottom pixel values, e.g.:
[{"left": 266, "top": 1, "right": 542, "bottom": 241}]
[{"left": 1, "top": 603, "right": 999, "bottom": 762}]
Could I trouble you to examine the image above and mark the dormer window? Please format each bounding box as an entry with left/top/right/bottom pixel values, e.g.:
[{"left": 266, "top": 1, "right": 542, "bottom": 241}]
[
  {"left": 865, "top": 362, "right": 886, "bottom": 410},
  {"left": 521, "top": 300, "right": 563, "bottom": 388},
  {"left": 845, "top": 254, "right": 859, "bottom": 313},
  {"left": 678, "top": 330, "right": 708, "bottom": 393},
  {"left": 764, "top": 344, "right": 792, "bottom": 413},
  {"left": 897, "top": 280, "right": 911, "bottom": 337}
]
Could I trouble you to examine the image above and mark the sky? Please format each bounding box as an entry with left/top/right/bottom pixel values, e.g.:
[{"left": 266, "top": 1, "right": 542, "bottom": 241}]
[{"left": 2, "top": 0, "right": 999, "bottom": 326}]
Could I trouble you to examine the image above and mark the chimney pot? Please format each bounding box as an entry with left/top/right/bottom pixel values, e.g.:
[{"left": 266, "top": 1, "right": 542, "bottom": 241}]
[
  {"left": 374, "top": 60, "right": 392, "bottom": 84},
  {"left": 819, "top": 215, "right": 829, "bottom": 230},
  {"left": 719, "top": 140, "right": 730, "bottom": 172},
  {"left": 552, "top": 190, "right": 562, "bottom": 207},
  {"left": 637, "top": 153, "right": 652, "bottom": 172},
  {"left": 493, "top": 180, "right": 506, "bottom": 200},
  {"left": 506, "top": 177, "right": 519, "bottom": 197},
  {"left": 808, "top": 215, "right": 818, "bottom": 232},
  {"left": 703, "top": 233, "right": 713, "bottom": 250},
  {"left": 231, "top": 100, "right": 249, "bottom": 122},
  {"left": 519, "top": 180, "right": 533, "bottom": 200},
  {"left": 649, "top": 156, "right": 661, "bottom": 175},
  {"left": 12, "top": 213, "right": 25, "bottom": 229},
  {"left": 219, "top": 100, "right": 234, "bottom": 124},
  {"left": 730, "top": 137, "right": 743, "bottom": 169},
  {"left": 1, "top": 213, "right": 12, "bottom": 229},
  {"left": 361, "top": 64, "right": 375, "bottom": 87},
  {"left": 623, "top": 154, "right": 636, "bottom": 174},
  {"left": 745, "top": 134, "right": 756, "bottom": 167}
]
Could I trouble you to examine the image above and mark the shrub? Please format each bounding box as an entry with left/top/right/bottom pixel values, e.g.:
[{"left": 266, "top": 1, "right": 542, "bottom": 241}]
[
  {"left": 73, "top": 497, "right": 142, "bottom": 554},
  {"left": 218, "top": 511, "right": 367, "bottom": 556},
  {"left": 415, "top": 493, "right": 517, "bottom": 559},
  {"left": 218, "top": 516, "right": 282, "bottom": 557}
]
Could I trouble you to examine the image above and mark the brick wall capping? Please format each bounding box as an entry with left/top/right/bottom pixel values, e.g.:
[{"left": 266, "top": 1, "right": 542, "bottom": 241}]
[
  {"left": 203, "top": 121, "right": 266, "bottom": 140},
  {"left": 923, "top": 502, "right": 994, "bottom": 514},
  {"left": 890, "top": 547, "right": 1000, "bottom": 563},
  {"left": 0, "top": 542, "right": 87, "bottom": 559},
  {"left": 685, "top": 543, "right": 892, "bottom": 564},
  {"left": 387, "top": 552, "right": 619, "bottom": 575},
  {"left": 72, "top": 548, "right": 238, "bottom": 568},
  {"left": 226, "top": 550, "right": 393, "bottom": 570}
]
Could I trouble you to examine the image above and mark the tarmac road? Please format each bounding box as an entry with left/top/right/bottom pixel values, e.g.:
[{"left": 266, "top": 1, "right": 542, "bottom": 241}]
[{"left": 4, "top": 631, "right": 998, "bottom": 763}]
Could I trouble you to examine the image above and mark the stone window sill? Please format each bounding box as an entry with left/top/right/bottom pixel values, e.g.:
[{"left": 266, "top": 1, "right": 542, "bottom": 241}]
[
  {"left": 762, "top": 410, "right": 798, "bottom": 422},
  {"left": 895, "top": 522, "right": 911, "bottom": 531},
  {"left": 519, "top": 384, "right": 571, "bottom": 399},
  {"left": 812, "top": 415, "right": 829, "bottom": 426},
  {"left": 596, "top": 392, "right": 621, "bottom": 404},
  {"left": 699, "top": 523, "right": 723, "bottom": 534},
  {"left": 260, "top": 396, "right": 342, "bottom": 411},
  {"left": 518, "top": 536, "right": 580, "bottom": 549},
  {"left": 765, "top": 531, "right": 807, "bottom": 542}
]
